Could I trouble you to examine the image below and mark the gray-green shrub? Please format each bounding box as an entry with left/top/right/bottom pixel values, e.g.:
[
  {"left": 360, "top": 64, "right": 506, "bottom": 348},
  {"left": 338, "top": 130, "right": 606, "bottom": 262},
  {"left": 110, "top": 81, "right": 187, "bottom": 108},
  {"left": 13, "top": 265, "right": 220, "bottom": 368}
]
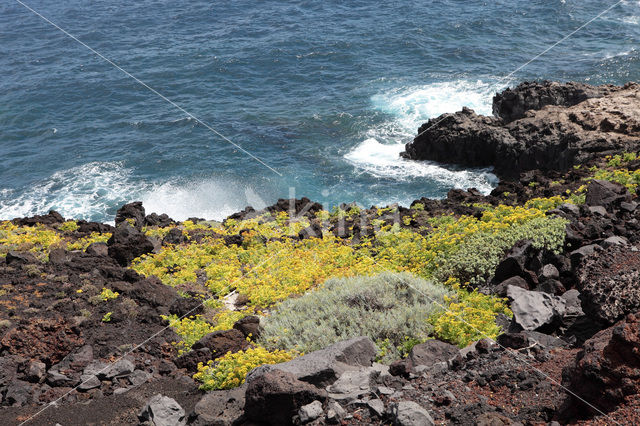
[
  {"left": 434, "top": 216, "right": 567, "bottom": 286},
  {"left": 259, "top": 272, "right": 451, "bottom": 362}
]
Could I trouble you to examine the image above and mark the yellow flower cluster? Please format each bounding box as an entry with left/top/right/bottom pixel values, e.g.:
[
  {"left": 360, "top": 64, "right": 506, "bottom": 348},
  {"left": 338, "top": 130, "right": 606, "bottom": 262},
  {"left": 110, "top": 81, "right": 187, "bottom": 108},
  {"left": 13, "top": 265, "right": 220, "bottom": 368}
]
[
  {"left": 66, "top": 232, "right": 111, "bottom": 251},
  {"left": 428, "top": 278, "right": 512, "bottom": 347},
  {"left": 99, "top": 287, "right": 119, "bottom": 301},
  {"left": 161, "top": 314, "right": 216, "bottom": 355},
  {"left": 58, "top": 220, "right": 79, "bottom": 232},
  {"left": 0, "top": 221, "right": 63, "bottom": 260},
  {"left": 193, "top": 346, "right": 296, "bottom": 390},
  {"left": 591, "top": 168, "right": 640, "bottom": 194}
]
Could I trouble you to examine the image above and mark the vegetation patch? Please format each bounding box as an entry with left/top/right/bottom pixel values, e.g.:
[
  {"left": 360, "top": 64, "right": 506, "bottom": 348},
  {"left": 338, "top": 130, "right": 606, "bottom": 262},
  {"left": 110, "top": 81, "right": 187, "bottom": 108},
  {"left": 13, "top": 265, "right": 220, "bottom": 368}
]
[
  {"left": 194, "top": 346, "right": 296, "bottom": 390},
  {"left": 259, "top": 272, "right": 450, "bottom": 362}
]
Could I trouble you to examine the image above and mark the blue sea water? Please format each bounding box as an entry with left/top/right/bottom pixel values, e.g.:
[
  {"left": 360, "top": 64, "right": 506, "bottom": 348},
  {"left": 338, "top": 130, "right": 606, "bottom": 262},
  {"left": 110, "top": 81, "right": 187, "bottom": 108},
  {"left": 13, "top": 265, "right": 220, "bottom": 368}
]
[{"left": 1, "top": 0, "right": 639, "bottom": 222}]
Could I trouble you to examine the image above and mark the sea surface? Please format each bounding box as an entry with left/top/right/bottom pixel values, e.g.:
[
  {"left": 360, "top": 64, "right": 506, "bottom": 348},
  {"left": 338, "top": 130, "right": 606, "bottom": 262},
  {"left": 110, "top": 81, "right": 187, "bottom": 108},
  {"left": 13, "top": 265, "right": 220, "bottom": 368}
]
[{"left": 1, "top": 0, "right": 639, "bottom": 222}]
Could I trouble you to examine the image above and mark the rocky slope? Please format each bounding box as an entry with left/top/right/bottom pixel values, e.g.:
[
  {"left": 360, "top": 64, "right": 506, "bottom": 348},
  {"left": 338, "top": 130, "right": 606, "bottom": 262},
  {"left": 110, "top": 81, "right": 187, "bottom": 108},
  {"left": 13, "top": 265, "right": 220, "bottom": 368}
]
[
  {"left": 401, "top": 81, "right": 640, "bottom": 177},
  {"left": 2, "top": 81, "right": 640, "bottom": 425}
]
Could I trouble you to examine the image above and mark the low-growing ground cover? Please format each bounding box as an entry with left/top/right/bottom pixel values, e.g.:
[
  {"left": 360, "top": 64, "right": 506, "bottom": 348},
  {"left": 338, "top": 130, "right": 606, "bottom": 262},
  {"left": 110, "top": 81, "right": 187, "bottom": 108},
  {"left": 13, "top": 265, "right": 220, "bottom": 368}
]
[
  {"left": 258, "top": 272, "right": 451, "bottom": 362},
  {"left": 127, "top": 193, "right": 576, "bottom": 390}
]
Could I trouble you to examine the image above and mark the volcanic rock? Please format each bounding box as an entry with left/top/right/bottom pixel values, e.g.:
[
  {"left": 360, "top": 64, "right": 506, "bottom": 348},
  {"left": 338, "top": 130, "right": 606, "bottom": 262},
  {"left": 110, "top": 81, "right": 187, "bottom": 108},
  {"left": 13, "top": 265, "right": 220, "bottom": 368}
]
[
  {"left": 402, "top": 83, "right": 640, "bottom": 177},
  {"left": 563, "top": 312, "right": 640, "bottom": 414},
  {"left": 139, "top": 393, "right": 186, "bottom": 426},
  {"left": 388, "top": 400, "right": 435, "bottom": 426},
  {"left": 492, "top": 80, "right": 613, "bottom": 123},
  {"left": 189, "top": 384, "right": 246, "bottom": 426},
  {"left": 115, "top": 201, "right": 146, "bottom": 230},
  {"left": 246, "top": 337, "right": 377, "bottom": 387},
  {"left": 507, "top": 285, "right": 566, "bottom": 331},
  {"left": 577, "top": 244, "right": 640, "bottom": 324},
  {"left": 107, "top": 222, "right": 154, "bottom": 266},
  {"left": 191, "top": 329, "right": 249, "bottom": 359},
  {"left": 244, "top": 370, "right": 327, "bottom": 426}
]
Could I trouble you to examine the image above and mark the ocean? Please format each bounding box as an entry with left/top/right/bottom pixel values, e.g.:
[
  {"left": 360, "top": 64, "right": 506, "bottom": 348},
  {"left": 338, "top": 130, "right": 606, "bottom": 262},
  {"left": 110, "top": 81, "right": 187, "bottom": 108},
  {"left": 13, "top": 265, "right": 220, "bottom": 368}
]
[{"left": 1, "top": 0, "right": 639, "bottom": 222}]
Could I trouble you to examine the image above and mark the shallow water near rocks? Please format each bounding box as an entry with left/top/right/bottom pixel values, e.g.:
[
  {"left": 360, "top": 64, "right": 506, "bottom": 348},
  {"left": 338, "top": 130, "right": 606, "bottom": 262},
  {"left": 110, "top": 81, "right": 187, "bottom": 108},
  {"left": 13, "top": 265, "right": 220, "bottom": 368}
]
[{"left": 1, "top": 0, "right": 639, "bottom": 222}]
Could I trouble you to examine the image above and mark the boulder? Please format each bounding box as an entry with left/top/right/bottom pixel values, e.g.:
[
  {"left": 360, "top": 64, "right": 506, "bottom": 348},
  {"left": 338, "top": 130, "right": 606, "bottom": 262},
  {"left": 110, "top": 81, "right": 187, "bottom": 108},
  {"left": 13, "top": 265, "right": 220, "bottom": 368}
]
[
  {"left": 577, "top": 245, "right": 640, "bottom": 324},
  {"left": 144, "top": 212, "right": 175, "bottom": 228},
  {"left": 115, "top": 201, "right": 146, "bottom": 230},
  {"left": 390, "top": 339, "right": 459, "bottom": 378},
  {"left": 493, "top": 240, "right": 540, "bottom": 284},
  {"left": 584, "top": 180, "right": 631, "bottom": 209},
  {"left": 297, "top": 400, "right": 324, "bottom": 423},
  {"left": 233, "top": 315, "right": 261, "bottom": 339},
  {"left": 494, "top": 275, "right": 528, "bottom": 297},
  {"left": 562, "top": 312, "right": 640, "bottom": 414},
  {"left": 85, "top": 242, "right": 108, "bottom": 256},
  {"left": 13, "top": 210, "right": 64, "bottom": 227},
  {"left": 192, "top": 329, "right": 249, "bottom": 359},
  {"left": 25, "top": 360, "right": 46, "bottom": 383},
  {"left": 189, "top": 384, "right": 246, "bottom": 426},
  {"left": 540, "top": 264, "right": 560, "bottom": 281},
  {"left": 162, "top": 228, "right": 188, "bottom": 246},
  {"left": 326, "top": 367, "right": 377, "bottom": 402},
  {"left": 107, "top": 222, "right": 154, "bottom": 266},
  {"left": 388, "top": 401, "right": 435, "bottom": 426},
  {"left": 244, "top": 370, "right": 327, "bottom": 426},
  {"left": 104, "top": 359, "right": 134, "bottom": 379},
  {"left": 247, "top": 337, "right": 377, "bottom": 387},
  {"left": 5, "top": 251, "right": 38, "bottom": 266},
  {"left": 507, "top": 285, "right": 566, "bottom": 331},
  {"left": 175, "top": 348, "right": 212, "bottom": 373},
  {"left": 139, "top": 394, "right": 186, "bottom": 426}
]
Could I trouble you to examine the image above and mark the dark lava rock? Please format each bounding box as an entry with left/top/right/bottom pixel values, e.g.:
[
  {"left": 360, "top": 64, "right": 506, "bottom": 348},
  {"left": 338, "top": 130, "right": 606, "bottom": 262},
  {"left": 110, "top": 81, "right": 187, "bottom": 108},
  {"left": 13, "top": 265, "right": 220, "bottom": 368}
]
[
  {"left": 191, "top": 329, "right": 249, "bottom": 359},
  {"left": 169, "top": 296, "right": 204, "bottom": 317},
  {"left": 107, "top": 222, "right": 154, "bottom": 266},
  {"left": 493, "top": 240, "right": 541, "bottom": 286},
  {"left": 507, "top": 285, "right": 566, "bottom": 331},
  {"left": 175, "top": 348, "right": 212, "bottom": 373},
  {"left": 112, "top": 277, "right": 178, "bottom": 309},
  {"left": 189, "top": 385, "right": 246, "bottom": 426},
  {"left": 577, "top": 245, "right": 640, "bottom": 325},
  {"left": 244, "top": 369, "right": 327, "bottom": 426},
  {"left": 584, "top": 179, "right": 631, "bottom": 209},
  {"left": 402, "top": 83, "right": 640, "bottom": 177},
  {"left": 144, "top": 212, "right": 175, "bottom": 228},
  {"left": 233, "top": 315, "right": 261, "bottom": 340},
  {"left": 85, "top": 242, "right": 108, "bottom": 257},
  {"left": 5, "top": 251, "right": 38, "bottom": 266},
  {"left": 13, "top": 210, "right": 64, "bottom": 227},
  {"left": 247, "top": 337, "right": 377, "bottom": 388},
  {"left": 562, "top": 312, "right": 640, "bottom": 415},
  {"left": 162, "top": 228, "right": 188, "bottom": 246},
  {"left": 114, "top": 201, "right": 145, "bottom": 230},
  {"left": 492, "top": 80, "right": 613, "bottom": 123},
  {"left": 390, "top": 340, "right": 459, "bottom": 377}
]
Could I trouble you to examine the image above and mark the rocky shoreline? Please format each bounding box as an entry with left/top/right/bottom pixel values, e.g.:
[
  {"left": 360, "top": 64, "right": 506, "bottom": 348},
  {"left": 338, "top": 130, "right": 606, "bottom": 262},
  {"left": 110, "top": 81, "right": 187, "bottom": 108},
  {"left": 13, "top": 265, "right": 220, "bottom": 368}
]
[{"left": 1, "top": 81, "right": 640, "bottom": 425}]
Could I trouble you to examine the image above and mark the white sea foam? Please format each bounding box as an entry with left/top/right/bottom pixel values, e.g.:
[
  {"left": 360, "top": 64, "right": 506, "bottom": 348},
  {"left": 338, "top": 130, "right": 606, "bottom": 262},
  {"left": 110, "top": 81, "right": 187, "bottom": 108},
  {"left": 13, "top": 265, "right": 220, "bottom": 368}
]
[
  {"left": 370, "top": 79, "right": 497, "bottom": 132},
  {"left": 0, "top": 162, "right": 135, "bottom": 221},
  {"left": 345, "top": 79, "right": 501, "bottom": 193},
  {"left": 140, "top": 180, "right": 266, "bottom": 222},
  {"left": 344, "top": 138, "right": 497, "bottom": 193},
  {"left": 0, "top": 162, "right": 263, "bottom": 222}
]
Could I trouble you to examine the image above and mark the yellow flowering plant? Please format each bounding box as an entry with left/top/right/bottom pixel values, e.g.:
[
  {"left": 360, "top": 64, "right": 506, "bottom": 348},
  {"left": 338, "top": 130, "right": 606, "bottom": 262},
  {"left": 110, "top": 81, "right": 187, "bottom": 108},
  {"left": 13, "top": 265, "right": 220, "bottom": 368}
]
[{"left": 193, "top": 346, "right": 296, "bottom": 390}]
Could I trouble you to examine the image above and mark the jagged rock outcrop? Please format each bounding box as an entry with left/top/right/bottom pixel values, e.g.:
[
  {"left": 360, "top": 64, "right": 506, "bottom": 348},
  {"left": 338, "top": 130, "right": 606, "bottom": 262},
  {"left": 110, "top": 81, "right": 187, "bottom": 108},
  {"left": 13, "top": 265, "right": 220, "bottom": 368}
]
[
  {"left": 562, "top": 312, "right": 640, "bottom": 414},
  {"left": 577, "top": 245, "right": 640, "bottom": 325},
  {"left": 401, "top": 82, "right": 640, "bottom": 177},
  {"left": 492, "top": 80, "right": 614, "bottom": 123}
]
